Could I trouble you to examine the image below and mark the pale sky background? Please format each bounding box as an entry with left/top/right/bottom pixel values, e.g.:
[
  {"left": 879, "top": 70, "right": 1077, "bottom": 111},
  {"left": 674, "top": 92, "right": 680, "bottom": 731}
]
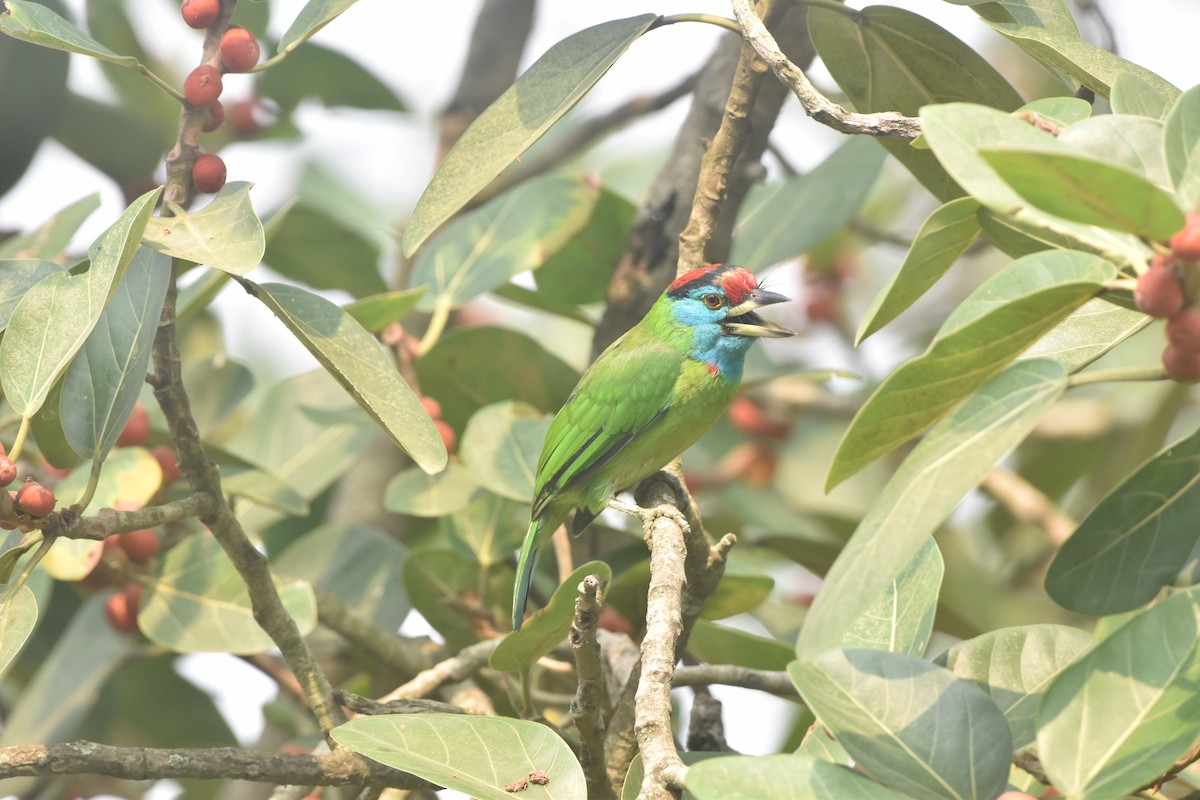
[{"left": 2, "top": 1, "right": 1199, "bottom": 797}]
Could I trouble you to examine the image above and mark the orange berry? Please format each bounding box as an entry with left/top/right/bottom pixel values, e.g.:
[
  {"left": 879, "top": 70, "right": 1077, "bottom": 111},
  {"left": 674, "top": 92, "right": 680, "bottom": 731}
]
[
  {"left": 228, "top": 98, "right": 260, "bottom": 137},
  {"left": 117, "top": 403, "right": 150, "bottom": 447},
  {"left": 597, "top": 606, "right": 634, "bottom": 635},
  {"left": 1170, "top": 213, "right": 1200, "bottom": 261},
  {"left": 1167, "top": 307, "right": 1200, "bottom": 351},
  {"left": 181, "top": 0, "right": 220, "bottom": 29},
  {"left": 15, "top": 482, "right": 55, "bottom": 517},
  {"left": 192, "top": 154, "right": 227, "bottom": 193},
  {"left": 1163, "top": 343, "right": 1200, "bottom": 381},
  {"left": 183, "top": 64, "right": 222, "bottom": 107},
  {"left": 219, "top": 27, "right": 260, "bottom": 73},
  {"left": 104, "top": 584, "right": 143, "bottom": 635},
  {"left": 420, "top": 396, "right": 442, "bottom": 420},
  {"left": 118, "top": 529, "right": 160, "bottom": 562},
  {"left": 727, "top": 396, "right": 788, "bottom": 438},
  {"left": 434, "top": 419, "right": 456, "bottom": 452},
  {"left": 201, "top": 100, "right": 224, "bottom": 132},
  {"left": 1135, "top": 266, "right": 1184, "bottom": 318},
  {"left": 151, "top": 446, "right": 182, "bottom": 483}
]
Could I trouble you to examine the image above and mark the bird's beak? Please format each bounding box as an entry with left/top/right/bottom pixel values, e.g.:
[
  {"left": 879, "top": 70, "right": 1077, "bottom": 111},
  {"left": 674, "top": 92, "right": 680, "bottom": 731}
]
[{"left": 723, "top": 288, "right": 794, "bottom": 338}]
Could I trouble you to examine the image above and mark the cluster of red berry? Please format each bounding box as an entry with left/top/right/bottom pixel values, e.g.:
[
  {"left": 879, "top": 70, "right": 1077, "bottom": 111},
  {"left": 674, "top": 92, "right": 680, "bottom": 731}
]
[
  {"left": 179, "top": 0, "right": 263, "bottom": 193},
  {"left": 1135, "top": 215, "right": 1200, "bottom": 380}
]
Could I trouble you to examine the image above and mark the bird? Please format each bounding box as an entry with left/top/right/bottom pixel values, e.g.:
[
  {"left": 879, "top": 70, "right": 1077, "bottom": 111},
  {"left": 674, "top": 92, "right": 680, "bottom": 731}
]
[{"left": 512, "top": 263, "right": 793, "bottom": 630}]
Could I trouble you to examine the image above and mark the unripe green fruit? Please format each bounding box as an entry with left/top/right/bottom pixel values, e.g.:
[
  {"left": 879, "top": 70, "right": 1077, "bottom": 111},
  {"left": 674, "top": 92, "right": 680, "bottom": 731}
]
[{"left": 183, "top": 65, "right": 222, "bottom": 107}]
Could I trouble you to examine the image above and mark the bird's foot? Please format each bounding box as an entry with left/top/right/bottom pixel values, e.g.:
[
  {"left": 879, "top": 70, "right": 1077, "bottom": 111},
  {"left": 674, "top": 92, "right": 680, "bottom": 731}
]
[{"left": 608, "top": 497, "right": 691, "bottom": 546}]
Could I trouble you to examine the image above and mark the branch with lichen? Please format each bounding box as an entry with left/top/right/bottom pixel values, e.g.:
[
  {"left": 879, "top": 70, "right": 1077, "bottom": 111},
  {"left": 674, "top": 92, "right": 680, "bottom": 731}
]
[{"left": 569, "top": 574, "right": 613, "bottom": 800}]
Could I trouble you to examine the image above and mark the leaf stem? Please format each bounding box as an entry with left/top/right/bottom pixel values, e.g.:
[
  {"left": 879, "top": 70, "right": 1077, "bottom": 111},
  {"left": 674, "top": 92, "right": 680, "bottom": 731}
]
[
  {"left": 74, "top": 459, "right": 104, "bottom": 512},
  {"left": 655, "top": 13, "right": 741, "bottom": 33},
  {"left": 1067, "top": 365, "right": 1169, "bottom": 387},
  {"left": 2, "top": 532, "right": 49, "bottom": 604},
  {"left": 418, "top": 298, "right": 453, "bottom": 356},
  {"left": 138, "top": 63, "right": 185, "bottom": 104},
  {"left": 8, "top": 417, "right": 31, "bottom": 463}
]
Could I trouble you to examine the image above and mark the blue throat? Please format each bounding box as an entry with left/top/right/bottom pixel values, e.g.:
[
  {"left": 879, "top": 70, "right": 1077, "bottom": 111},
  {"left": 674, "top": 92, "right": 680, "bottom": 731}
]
[{"left": 669, "top": 302, "right": 752, "bottom": 380}]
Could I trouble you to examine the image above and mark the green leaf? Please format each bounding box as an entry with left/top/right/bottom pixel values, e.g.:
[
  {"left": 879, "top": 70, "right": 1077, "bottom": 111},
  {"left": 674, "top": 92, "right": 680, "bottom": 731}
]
[
  {"left": 460, "top": 401, "right": 551, "bottom": 503},
  {"left": 534, "top": 186, "right": 632, "bottom": 306},
  {"left": 731, "top": 137, "right": 886, "bottom": 270},
  {"left": 1037, "top": 589, "right": 1200, "bottom": 798},
  {"left": 273, "top": 522, "right": 409, "bottom": 632},
  {"left": 332, "top": 713, "right": 585, "bottom": 800},
  {"left": 261, "top": 202, "right": 384, "bottom": 297},
  {"left": 141, "top": 532, "right": 316, "bottom": 654},
  {"left": 979, "top": 149, "right": 1184, "bottom": 240},
  {"left": 402, "top": 547, "right": 513, "bottom": 651},
  {"left": 789, "top": 650, "right": 1012, "bottom": 800},
  {"left": 829, "top": 250, "right": 1112, "bottom": 488},
  {"left": 31, "top": 374, "right": 83, "bottom": 469},
  {"left": 0, "top": 584, "right": 37, "bottom": 680},
  {"left": 800, "top": 360, "right": 1066, "bottom": 658},
  {"left": 1046, "top": 425, "right": 1200, "bottom": 614},
  {"left": 182, "top": 355, "right": 255, "bottom": 437},
  {"left": 0, "top": 187, "right": 160, "bottom": 416},
  {"left": 256, "top": 41, "right": 407, "bottom": 113},
  {"left": 1021, "top": 297, "right": 1149, "bottom": 372},
  {"left": 62, "top": 247, "right": 170, "bottom": 459},
  {"left": 1056, "top": 114, "right": 1171, "bottom": 190},
  {"left": 608, "top": 559, "right": 774, "bottom": 624},
  {"left": 220, "top": 466, "right": 309, "bottom": 516},
  {"left": 809, "top": 5, "right": 1023, "bottom": 200},
  {"left": 1164, "top": 85, "right": 1200, "bottom": 209},
  {"left": 0, "top": 194, "right": 99, "bottom": 259},
  {"left": 623, "top": 752, "right": 725, "bottom": 800},
  {"left": 52, "top": 93, "right": 166, "bottom": 186},
  {"left": 1111, "top": 72, "right": 1175, "bottom": 119},
  {"left": 278, "top": 0, "right": 362, "bottom": 57},
  {"left": 385, "top": 462, "right": 480, "bottom": 518},
  {"left": 833, "top": 540, "right": 942, "bottom": 656},
  {"left": 1017, "top": 96, "right": 1092, "bottom": 128},
  {"left": 418, "top": 326, "right": 579, "bottom": 432},
  {"left": 921, "top": 103, "right": 1143, "bottom": 258},
  {"left": 141, "top": 182, "right": 266, "bottom": 275},
  {"left": 491, "top": 560, "right": 612, "bottom": 673},
  {"left": 446, "top": 493, "right": 525, "bottom": 569},
  {"left": 856, "top": 197, "right": 981, "bottom": 344},
  {"left": 344, "top": 288, "right": 426, "bottom": 332},
  {"left": 688, "top": 620, "right": 794, "bottom": 672},
  {"left": 934, "top": 624, "right": 1092, "bottom": 748},
  {"left": 687, "top": 754, "right": 911, "bottom": 800},
  {"left": 0, "top": 260, "right": 61, "bottom": 330},
  {"left": 412, "top": 173, "right": 599, "bottom": 311},
  {"left": 246, "top": 281, "right": 447, "bottom": 474},
  {"left": 403, "top": 15, "right": 657, "bottom": 255},
  {"left": 0, "top": 0, "right": 143, "bottom": 70}
]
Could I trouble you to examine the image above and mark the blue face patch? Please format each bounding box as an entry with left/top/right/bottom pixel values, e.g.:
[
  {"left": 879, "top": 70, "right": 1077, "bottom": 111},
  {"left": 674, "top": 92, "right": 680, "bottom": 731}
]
[{"left": 669, "top": 292, "right": 754, "bottom": 380}]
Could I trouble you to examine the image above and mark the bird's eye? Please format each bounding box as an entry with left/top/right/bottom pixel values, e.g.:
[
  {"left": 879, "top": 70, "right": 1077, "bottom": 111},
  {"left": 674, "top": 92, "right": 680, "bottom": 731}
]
[{"left": 703, "top": 293, "right": 724, "bottom": 310}]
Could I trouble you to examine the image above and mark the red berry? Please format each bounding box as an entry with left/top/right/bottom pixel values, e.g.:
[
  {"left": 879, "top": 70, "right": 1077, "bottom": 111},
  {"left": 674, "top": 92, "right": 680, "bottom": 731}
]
[
  {"left": 192, "top": 154, "right": 227, "bottom": 193},
  {"left": 0, "top": 456, "right": 15, "bottom": 488},
  {"left": 420, "top": 396, "right": 442, "bottom": 420},
  {"left": 104, "top": 584, "right": 143, "bottom": 635},
  {"left": 727, "top": 396, "right": 788, "bottom": 438},
  {"left": 1163, "top": 343, "right": 1200, "bottom": 381},
  {"left": 228, "top": 98, "right": 260, "bottom": 137},
  {"left": 15, "top": 482, "right": 55, "bottom": 517},
  {"left": 118, "top": 529, "right": 160, "bottom": 562},
  {"left": 201, "top": 101, "right": 225, "bottom": 133},
  {"left": 742, "top": 447, "right": 777, "bottom": 487},
  {"left": 1135, "top": 266, "right": 1185, "bottom": 318},
  {"left": 1167, "top": 307, "right": 1200, "bottom": 351},
  {"left": 1170, "top": 214, "right": 1200, "bottom": 261},
  {"left": 117, "top": 403, "right": 150, "bottom": 447},
  {"left": 219, "top": 27, "right": 260, "bottom": 73},
  {"left": 151, "top": 445, "right": 182, "bottom": 483},
  {"left": 434, "top": 419, "right": 456, "bottom": 452},
  {"left": 183, "top": 65, "right": 223, "bottom": 107},
  {"left": 181, "top": 0, "right": 220, "bottom": 29},
  {"left": 597, "top": 606, "right": 634, "bottom": 635}
]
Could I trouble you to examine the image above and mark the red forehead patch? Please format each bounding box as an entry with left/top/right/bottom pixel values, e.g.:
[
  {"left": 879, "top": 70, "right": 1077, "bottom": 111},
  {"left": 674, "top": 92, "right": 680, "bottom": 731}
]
[
  {"left": 719, "top": 268, "right": 757, "bottom": 305},
  {"left": 667, "top": 264, "right": 722, "bottom": 292}
]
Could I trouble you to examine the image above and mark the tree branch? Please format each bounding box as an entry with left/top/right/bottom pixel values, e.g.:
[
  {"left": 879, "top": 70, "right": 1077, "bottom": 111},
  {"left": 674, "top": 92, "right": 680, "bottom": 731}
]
[
  {"left": 378, "top": 638, "right": 501, "bottom": 702},
  {"left": 569, "top": 574, "right": 612, "bottom": 800},
  {"left": 315, "top": 586, "right": 429, "bottom": 677},
  {"left": 48, "top": 493, "right": 217, "bottom": 540},
  {"left": 672, "top": 664, "right": 798, "bottom": 697},
  {"left": 979, "top": 467, "right": 1077, "bottom": 546},
  {"left": 730, "top": 0, "right": 922, "bottom": 140}
]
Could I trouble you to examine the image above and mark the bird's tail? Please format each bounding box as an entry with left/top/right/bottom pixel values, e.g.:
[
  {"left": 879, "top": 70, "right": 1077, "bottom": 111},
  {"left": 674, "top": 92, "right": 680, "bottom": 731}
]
[{"left": 512, "top": 518, "right": 542, "bottom": 631}]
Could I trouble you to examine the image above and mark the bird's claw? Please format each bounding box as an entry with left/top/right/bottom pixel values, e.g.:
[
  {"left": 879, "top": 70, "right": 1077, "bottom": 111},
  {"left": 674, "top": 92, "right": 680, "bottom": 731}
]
[{"left": 608, "top": 497, "right": 691, "bottom": 546}]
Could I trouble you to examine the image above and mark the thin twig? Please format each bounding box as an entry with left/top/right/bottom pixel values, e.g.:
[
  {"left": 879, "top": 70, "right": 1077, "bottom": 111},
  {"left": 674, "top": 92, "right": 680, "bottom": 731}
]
[
  {"left": 315, "top": 587, "right": 430, "bottom": 677},
  {"left": 378, "top": 638, "right": 502, "bottom": 702},
  {"left": 672, "top": 664, "right": 798, "bottom": 697},
  {"left": 47, "top": 493, "right": 217, "bottom": 540},
  {"left": 569, "top": 574, "right": 612, "bottom": 800},
  {"left": 979, "top": 467, "right": 1077, "bottom": 547},
  {"left": 335, "top": 691, "right": 465, "bottom": 717},
  {"left": 730, "top": 0, "right": 922, "bottom": 140}
]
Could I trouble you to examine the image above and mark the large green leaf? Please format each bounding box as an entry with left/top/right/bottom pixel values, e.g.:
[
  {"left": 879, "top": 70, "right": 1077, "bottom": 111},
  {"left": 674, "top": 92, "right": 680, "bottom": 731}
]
[
  {"left": 1111, "top": 72, "right": 1175, "bottom": 120},
  {"left": 979, "top": 149, "right": 1184, "bottom": 240},
  {"left": 53, "top": 93, "right": 165, "bottom": 186},
  {"left": 491, "top": 560, "right": 612, "bottom": 673},
  {"left": 0, "top": 0, "right": 143, "bottom": 70},
  {"left": 829, "top": 250, "right": 1112, "bottom": 488},
  {"left": 800, "top": 360, "right": 1066, "bottom": 658},
  {"left": 0, "top": 260, "right": 61, "bottom": 330},
  {"left": 277, "top": 0, "right": 363, "bottom": 58},
  {"left": 403, "top": 14, "right": 657, "bottom": 255},
  {"left": 182, "top": 355, "right": 255, "bottom": 437},
  {"left": 0, "top": 194, "right": 99, "bottom": 259},
  {"left": 789, "top": 650, "right": 1012, "bottom": 800},
  {"left": 256, "top": 41, "right": 407, "bottom": 113},
  {"left": 141, "top": 182, "right": 265, "bottom": 276},
  {"left": 1163, "top": 85, "right": 1200, "bottom": 209},
  {"left": 534, "top": 186, "right": 632, "bottom": 307},
  {"left": 856, "top": 197, "right": 981, "bottom": 344},
  {"left": 934, "top": 624, "right": 1092, "bottom": 748},
  {"left": 1046, "top": 425, "right": 1200, "bottom": 614},
  {"left": 688, "top": 620, "right": 794, "bottom": 672},
  {"left": 731, "top": 136, "right": 885, "bottom": 270},
  {"left": 1021, "top": 297, "right": 1148, "bottom": 372},
  {"left": 344, "top": 288, "right": 426, "bottom": 332},
  {"left": 141, "top": 532, "right": 316, "bottom": 654},
  {"left": 809, "top": 5, "right": 1023, "bottom": 200},
  {"left": 445, "top": 493, "right": 525, "bottom": 569},
  {"left": 418, "top": 326, "right": 579, "bottom": 432},
  {"left": 0, "top": 584, "right": 36, "bottom": 681},
  {"left": 1037, "top": 589, "right": 1200, "bottom": 798},
  {"left": 262, "top": 202, "right": 384, "bottom": 297},
  {"left": 332, "top": 714, "right": 585, "bottom": 800},
  {"left": 687, "top": 754, "right": 911, "bottom": 800},
  {"left": 0, "top": 187, "right": 159, "bottom": 416},
  {"left": 459, "top": 401, "right": 551, "bottom": 503},
  {"left": 1056, "top": 114, "right": 1171, "bottom": 190},
  {"left": 385, "top": 462, "right": 481, "bottom": 518},
  {"left": 411, "top": 173, "right": 598, "bottom": 312},
  {"left": 402, "top": 547, "right": 513, "bottom": 651},
  {"left": 833, "top": 540, "right": 942, "bottom": 656},
  {"left": 246, "top": 281, "right": 446, "bottom": 474},
  {"left": 62, "top": 247, "right": 169, "bottom": 459}
]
